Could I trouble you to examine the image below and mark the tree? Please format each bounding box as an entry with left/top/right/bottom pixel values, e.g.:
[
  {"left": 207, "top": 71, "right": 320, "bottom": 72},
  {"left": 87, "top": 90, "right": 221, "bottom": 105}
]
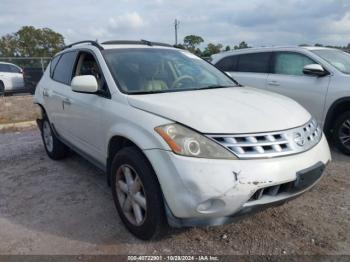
[
  {"left": 234, "top": 41, "right": 250, "bottom": 50},
  {"left": 201, "top": 43, "right": 223, "bottom": 57},
  {"left": 0, "top": 34, "right": 18, "bottom": 57},
  {"left": 174, "top": 43, "right": 186, "bottom": 50},
  {"left": 183, "top": 35, "right": 204, "bottom": 53},
  {"left": 0, "top": 26, "right": 65, "bottom": 57},
  {"left": 225, "top": 45, "right": 231, "bottom": 51}
]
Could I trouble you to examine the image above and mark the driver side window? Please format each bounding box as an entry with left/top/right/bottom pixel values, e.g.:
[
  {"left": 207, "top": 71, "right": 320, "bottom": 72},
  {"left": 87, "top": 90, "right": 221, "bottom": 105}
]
[
  {"left": 274, "top": 52, "right": 315, "bottom": 76},
  {"left": 74, "top": 52, "right": 104, "bottom": 89}
]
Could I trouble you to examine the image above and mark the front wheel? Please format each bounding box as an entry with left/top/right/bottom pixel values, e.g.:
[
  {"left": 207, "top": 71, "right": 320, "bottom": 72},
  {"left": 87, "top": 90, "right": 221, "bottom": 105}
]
[
  {"left": 333, "top": 111, "right": 350, "bottom": 155},
  {"left": 111, "top": 147, "right": 167, "bottom": 240}
]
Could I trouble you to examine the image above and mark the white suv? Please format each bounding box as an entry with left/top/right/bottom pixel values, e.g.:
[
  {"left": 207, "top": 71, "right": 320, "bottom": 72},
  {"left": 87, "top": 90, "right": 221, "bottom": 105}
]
[
  {"left": 34, "top": 40, "right": 331, "bottom": 240},
  {"left": 212, "top": 46, "right": 350, "bottom": 155},
  {"left": 0, "top": 62, "right": 25, "bottom": 93}
]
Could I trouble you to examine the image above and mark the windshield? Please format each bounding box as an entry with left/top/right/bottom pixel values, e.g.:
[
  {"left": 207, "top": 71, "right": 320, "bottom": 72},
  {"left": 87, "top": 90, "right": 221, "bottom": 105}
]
[
  {"left": 312, "top": 49, "right": 350, "bottom": 74},
  {"left": 103, "top": 48, "right": 236, "bottom": 94}
]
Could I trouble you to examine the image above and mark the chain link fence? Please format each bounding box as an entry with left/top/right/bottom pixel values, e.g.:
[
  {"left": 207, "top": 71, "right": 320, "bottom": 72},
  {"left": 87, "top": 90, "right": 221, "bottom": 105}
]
[{"left": 0, "top": 57, "right": 51, "bottom": 96}]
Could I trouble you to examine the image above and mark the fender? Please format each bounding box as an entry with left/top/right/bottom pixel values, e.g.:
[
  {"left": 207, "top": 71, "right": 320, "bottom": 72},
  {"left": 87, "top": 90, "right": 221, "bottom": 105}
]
[{"left": 106, "top": 121, "right": 169, "bottom": 156}]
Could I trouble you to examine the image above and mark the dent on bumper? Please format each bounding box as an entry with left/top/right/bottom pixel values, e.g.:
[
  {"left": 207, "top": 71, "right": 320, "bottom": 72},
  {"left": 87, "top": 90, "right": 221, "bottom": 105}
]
[{"left": 143, "top": 135, "right": 331, "bottom": 227}]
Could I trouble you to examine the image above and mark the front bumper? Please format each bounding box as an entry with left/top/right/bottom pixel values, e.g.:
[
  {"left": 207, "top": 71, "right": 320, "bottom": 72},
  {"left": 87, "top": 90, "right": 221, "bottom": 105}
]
[{"left": 143, "top": 135, "right": 331, "bottom": 227}]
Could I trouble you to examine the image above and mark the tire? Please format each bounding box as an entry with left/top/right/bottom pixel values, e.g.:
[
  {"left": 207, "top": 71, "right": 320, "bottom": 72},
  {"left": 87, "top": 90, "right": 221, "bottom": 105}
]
[
  {"left": 0, "top": 81, "right": 4, "bottom": 96},
  {"left": 333, "top": 111, "right": 350, "bottom": 155},
  {"left": 41, "top": 116, "right": 69, "bottom": 160},
  {"left": 111, "top": 146, "right": 167, "bottom": 240}
]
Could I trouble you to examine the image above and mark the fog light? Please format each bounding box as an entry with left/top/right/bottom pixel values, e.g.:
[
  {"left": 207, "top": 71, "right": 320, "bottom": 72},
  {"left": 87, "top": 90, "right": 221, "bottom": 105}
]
[{"left": 196, "top": 199, "right": 225, "bottom": 214}]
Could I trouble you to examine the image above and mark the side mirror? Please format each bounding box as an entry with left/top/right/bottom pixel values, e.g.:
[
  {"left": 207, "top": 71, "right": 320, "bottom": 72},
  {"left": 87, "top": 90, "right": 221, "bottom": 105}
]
[
  {"left": 71, "top": 75, "right": 98, "bottom": 93},
  {"left": 303, "top": 64, "right": 328, "bottom": 77}
]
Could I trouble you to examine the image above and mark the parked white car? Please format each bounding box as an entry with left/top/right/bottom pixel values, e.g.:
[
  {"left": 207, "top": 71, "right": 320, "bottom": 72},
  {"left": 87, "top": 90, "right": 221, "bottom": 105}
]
[
  {"left": 34, "top": 40, "right": 331, "bottom": 240},
  {"left": 0, "top": 62, "right": 25, "bottom": 93},
  {"left": 212, "top": 46, "right": 350, "bottom": 155}
]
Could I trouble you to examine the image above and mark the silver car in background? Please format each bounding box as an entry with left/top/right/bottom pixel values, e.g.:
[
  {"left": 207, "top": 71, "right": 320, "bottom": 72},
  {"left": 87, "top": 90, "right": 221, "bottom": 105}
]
[{"left": 212, "top": 46, "right": 350, "bottom": 155}]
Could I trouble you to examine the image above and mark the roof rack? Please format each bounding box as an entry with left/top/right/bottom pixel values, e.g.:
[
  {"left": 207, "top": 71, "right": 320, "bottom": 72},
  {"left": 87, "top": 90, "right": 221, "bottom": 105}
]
[
  {"left": 63, "top": 40, "right": 104, "bottom": 50},
  {"left": 101, "top": 40, "right": 173, "bottom": 47}
]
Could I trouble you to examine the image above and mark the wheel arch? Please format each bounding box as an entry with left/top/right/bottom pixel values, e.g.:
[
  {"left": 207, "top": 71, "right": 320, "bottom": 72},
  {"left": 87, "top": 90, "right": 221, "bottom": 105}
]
[
  {"left": 33, "top": 102, "right": 47, "bottom": 131},
  {"left": 106, "top": 133, "right": 161, "bottom": 186},
  {"left": 0, "top": 80, "right": 5, "bottom": 94},
  {"left": 324, "top": 97, "right": 350, "bottom": 136}
]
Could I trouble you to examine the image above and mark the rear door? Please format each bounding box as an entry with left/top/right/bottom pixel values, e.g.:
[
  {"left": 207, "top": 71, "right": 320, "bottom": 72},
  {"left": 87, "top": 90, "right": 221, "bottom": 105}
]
[
  {"left": 215, "top": 52, "right": 271, "bottom": 89},
  {"left": 266, "top": 52, "right": 330, "bottom": 123},
  {"left": 44, "top": 51, "right": 78, "bottom": 139},
  {"left": 9, "top": 64, "right": 24, "bottom": 89}
]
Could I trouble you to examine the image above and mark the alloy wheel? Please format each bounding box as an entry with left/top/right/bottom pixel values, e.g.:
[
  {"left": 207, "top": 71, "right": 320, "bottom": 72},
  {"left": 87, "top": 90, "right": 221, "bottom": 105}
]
[
  {"left": 339, "top": 118, "right": 350, "bottom": 150},
  {"left": 43, "top": 121, "right": 53, "bottom": 152},
  {"left": 115, "top": 164, "right": 147, "bottom": 226}
]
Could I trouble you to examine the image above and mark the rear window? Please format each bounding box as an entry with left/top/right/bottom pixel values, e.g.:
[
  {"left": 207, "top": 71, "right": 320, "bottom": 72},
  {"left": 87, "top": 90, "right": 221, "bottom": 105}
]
[
  {"left": 215, "top": 55, "right": 238, "bottom": 71},
  {"left": 0, "top": 64, "right": 12, "bottom": 73},
  {"left": 237, "top": 52, "right": 271, "bottom": 73},
  {"left": 52, "top": 51, "right": 77, "bottom": 85}
]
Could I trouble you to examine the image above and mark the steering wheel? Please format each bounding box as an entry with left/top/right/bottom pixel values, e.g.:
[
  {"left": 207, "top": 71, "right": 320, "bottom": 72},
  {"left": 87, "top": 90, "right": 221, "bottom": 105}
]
[{"left": 171, "top": 75, "right": 195, "bottom": 89}]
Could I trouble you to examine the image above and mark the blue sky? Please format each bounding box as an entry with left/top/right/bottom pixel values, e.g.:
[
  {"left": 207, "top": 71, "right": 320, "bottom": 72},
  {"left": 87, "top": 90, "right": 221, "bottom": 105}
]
[{"left": 1, "top": 0, "right": 350, "bottom": 48}]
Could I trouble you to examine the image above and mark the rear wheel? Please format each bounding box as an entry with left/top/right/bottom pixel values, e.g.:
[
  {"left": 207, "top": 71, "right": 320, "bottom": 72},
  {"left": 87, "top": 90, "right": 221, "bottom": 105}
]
[
  {"left": 41, "top": 116, "right": 69, "bottom": 159},
  {"left": 111, "top": 147, "right": 167, "bottom": 240},
  {"left": 333, "top": 111, "right": 350, "bottom": 155}
]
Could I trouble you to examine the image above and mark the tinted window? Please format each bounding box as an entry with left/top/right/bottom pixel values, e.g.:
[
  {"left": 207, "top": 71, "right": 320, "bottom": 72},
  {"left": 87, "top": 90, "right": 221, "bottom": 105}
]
[
  {"left": 0, "top": 64, "right": 12, "bottom": 73},
  {"left": 50, "top": 55, "right": 61, "bottom": 77},
  {"left": 274, "top": 52, "right": 314, "bottom": 76},
  {"left": 215, "top": 55, "right": 238, "bottom": 71},
  {"left": 9, "top": 65, "right": 21, "bottom": 73},
  {"left": 52, "top": 51, "right": 77, "bottom": 84},
  {"left": 237, "top": 52, "right": 271, "bottom": 73}
]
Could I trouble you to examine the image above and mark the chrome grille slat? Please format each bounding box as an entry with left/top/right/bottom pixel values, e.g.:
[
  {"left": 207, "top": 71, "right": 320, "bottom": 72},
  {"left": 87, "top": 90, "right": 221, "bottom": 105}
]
[
  {"left": 207, "top": 119, "right": 322, "bottom": 159},
  {"left": 221, "top": 140, "right": 288, "bottom": 147}
]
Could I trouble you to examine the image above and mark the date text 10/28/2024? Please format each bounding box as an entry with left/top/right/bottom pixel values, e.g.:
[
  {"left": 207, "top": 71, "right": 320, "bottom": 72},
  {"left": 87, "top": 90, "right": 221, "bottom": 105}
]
[{"left": 127, "top": 255, "right": 219, "bottom": 261}]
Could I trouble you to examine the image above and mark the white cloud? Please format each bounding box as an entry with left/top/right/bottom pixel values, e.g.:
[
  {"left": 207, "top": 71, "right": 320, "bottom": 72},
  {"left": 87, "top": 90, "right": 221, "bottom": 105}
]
[
  {"left": 108, "top": 12, "right": 145, "bottom": 30},
  {"left": 0, "top": 0, "right": 349, "bottom": 47}
]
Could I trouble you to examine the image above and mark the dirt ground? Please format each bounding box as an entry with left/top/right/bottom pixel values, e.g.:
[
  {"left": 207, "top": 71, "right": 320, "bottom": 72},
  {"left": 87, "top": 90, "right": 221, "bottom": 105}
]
[{"left": 0, "top": 128, "right": 349, "bottom": 255}]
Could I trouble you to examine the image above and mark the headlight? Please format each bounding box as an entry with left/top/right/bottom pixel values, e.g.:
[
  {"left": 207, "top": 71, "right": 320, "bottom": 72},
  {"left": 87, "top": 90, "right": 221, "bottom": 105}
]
[{"left": 155, "top": 123, "right": 237, "bottom": 159}]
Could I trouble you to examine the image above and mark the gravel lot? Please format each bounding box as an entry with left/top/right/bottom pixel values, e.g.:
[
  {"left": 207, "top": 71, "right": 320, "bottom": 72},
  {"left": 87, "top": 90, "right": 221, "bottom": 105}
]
[{"left": 0, "top": 128, "right": 349, "bottom": 255}]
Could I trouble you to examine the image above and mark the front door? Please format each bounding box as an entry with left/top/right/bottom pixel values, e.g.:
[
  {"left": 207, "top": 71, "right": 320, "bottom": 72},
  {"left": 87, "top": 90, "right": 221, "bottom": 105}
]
[
  {"left": 266, "top": 52, "right": 330, "bottom": 124},
  {"left": 63, "top": 51, "right": 108, "bottom": 164}
]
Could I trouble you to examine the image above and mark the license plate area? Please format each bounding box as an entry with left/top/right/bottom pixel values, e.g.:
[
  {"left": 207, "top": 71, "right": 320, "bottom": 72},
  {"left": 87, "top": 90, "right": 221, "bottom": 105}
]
[{"left": 291, "top": 162, "right": 326, "bottom": 193}]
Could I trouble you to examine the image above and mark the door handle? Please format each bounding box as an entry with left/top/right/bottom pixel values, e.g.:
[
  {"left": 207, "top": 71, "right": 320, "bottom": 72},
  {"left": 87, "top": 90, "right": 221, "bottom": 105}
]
[
  {"left": 43, "top": 89, "right": 49, "bottom": 97},
  {"left": 62, "top": 98, "right": 71, "bottom": 105},
  {"left": 268, "top": 81, "right": 280, "bottom": 87}
]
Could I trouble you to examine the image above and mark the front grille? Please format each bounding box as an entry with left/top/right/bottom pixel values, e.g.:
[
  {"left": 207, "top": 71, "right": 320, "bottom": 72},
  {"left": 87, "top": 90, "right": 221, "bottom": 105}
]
[
  {"left": 248, "top": 162, "right": 325, "bottom": 202},
  {"left": 207, "top": 118, "right": 321, "bottom": 159}
]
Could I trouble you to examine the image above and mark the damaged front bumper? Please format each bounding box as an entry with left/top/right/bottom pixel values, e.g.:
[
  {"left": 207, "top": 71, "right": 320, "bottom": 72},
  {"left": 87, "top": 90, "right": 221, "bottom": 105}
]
[{"left": 144, "top": 135, "right": 331, "bottom": 227}]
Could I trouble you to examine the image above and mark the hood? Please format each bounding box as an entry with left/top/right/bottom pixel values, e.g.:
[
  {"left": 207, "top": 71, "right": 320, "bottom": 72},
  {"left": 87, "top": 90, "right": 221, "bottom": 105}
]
[{"left": 127, "top": 87, "right": 311, "bottom": 134}]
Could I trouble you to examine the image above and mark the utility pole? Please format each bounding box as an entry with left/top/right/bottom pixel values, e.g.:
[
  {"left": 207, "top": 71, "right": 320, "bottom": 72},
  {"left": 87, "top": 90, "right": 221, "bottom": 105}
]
[{"left": 174, "top": 19, "right": 180, "bottom": 45}]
